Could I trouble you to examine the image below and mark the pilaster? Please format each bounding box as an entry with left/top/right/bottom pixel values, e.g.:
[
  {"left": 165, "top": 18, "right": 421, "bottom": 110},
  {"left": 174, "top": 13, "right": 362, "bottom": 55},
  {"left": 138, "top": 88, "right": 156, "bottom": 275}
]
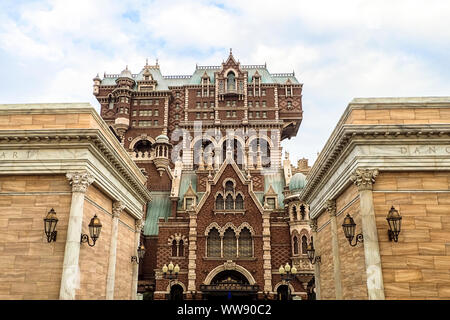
[
  {"left": 350, "top": 168, "right": 385, "bottom": 300},
  {"left": 106, "top": 201, "right": 125, "bottom": 300},
  {"left": 59, "top": 171, "right": 94, "bottom": 300},
  {"left": 326, "top": 199, "right": 343, "bottom": 299}
]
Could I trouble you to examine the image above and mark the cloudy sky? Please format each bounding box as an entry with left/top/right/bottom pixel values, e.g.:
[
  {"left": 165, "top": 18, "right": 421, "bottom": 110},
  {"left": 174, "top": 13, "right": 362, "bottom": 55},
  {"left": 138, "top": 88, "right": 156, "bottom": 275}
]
[{"left": 1, "top": 0, "right": 449, "bottom": 165}]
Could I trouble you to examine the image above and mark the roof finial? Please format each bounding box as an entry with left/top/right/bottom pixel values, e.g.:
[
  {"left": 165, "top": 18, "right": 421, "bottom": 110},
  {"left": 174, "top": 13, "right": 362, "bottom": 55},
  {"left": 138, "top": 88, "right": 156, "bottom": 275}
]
[
  {"left": 145, "top": 58, "right": 148, "bottom": 66},
  {"left": 156, "top": 58, "right": 159, "bottom": 66},
  {"left": 230, "top": 48, "right": 232, "bottom": 55},
  {"left": 126, "top": 65, "right": 128, "bottom": 70}
]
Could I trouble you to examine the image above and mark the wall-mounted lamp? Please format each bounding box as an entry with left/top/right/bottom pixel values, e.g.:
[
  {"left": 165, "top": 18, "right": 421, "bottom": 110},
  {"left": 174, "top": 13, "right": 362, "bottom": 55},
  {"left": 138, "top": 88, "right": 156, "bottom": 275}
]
[
  {"left": 386, "top": 206, "right": 402, "bottom": 242},
  {"left": 80, "top": 214, "right": 102, "bottom": 247},
  {"left": 43, "top": 208, "right": 58, "bottom": 242},
  {"left": 342, "top": 213, "right": 363, "bottom": 247},
  {"left": 131, "top": 243, "right": 146, "bottom": 263},
  {"left": 306, "top": 242, "right": 321, "bottom": 264}
]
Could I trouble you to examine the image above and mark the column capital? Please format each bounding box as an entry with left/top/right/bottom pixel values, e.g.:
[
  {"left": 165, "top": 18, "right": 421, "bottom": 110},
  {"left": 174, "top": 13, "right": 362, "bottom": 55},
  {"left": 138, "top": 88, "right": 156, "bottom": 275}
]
[
  {"left": 325, "top": 199, "right": 337, "bottom": 216},
  {"left": 135, "top": 218, "right": 145, "bottom": 233},
  {"left": 66, "top": 171, "right": 94, "bottom": 193},
  {"left": 351, "top": 168, "right": 379, "bottom": 191},
  {"left": 309, "top": 219, "right": 318, "bottom": 232},
  {"left": 112, "top": 201, "right": 125, "bottom": 218}
]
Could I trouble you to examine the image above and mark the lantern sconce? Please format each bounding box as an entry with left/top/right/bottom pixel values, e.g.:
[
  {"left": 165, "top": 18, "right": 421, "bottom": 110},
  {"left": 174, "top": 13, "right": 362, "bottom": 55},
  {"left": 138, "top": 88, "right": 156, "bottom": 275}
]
[
  {"left": 44, "top": 208, "right": 58, "bottom": 243},
  {"left": 162, "top": 261, "right": 180, "bottom": 279},
  {"left": 306, "top": 242, "right": 321, "bottom": 264},
  {"left": 80, "top": 214, "right": 102, "bottom": 247},
  {"left": 342, "top": 213, "right": 364, "bottom": 247},
  {"left": 131, "top": 243, "right": 146, "bottom": 264},
  {"left": 386, "top": 206, "right": 402, "bottom": 242}
]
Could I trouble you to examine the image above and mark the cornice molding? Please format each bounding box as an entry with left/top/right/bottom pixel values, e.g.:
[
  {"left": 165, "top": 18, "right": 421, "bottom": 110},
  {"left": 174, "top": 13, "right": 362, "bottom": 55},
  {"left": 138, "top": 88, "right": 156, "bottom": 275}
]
[
  {"left": 301, "top": 124, "right": 450, "bottom": 202},
  {"left": 0, "top": 129, "right": 152, "bottom": 206}
]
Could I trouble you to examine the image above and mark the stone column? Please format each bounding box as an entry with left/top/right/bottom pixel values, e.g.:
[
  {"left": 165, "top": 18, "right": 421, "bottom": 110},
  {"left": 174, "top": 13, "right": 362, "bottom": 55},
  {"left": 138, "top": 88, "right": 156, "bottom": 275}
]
[
  {"left": 187, "top": 208, "right": 197, "bottom": 292},
  {"left": 326, "top": 199, "right": 343, "bottom": 299},
  {"left": 131, "top": 218, "right": 144, "bottom": 300},
  {"left": 59, "top": 172, "right": 94, "bottom": 300},
  {"left": 106, "top": 201, "right": 125, "bottom": 300},
  {"left": 309, "top": 219, "right": 321, "bottom": 300},
  {"left": 262, "top": 211, "right": 272, "bottom": 292},
  {"left": 351, "top": 168, "right": 385, "bottom": 300}
]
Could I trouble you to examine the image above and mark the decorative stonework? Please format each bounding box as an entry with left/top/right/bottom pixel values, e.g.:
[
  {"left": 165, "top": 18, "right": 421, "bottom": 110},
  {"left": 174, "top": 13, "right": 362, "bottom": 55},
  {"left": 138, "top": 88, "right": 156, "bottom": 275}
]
[
  {"left": 325, "top": 199, "right": 336, "bottom": 216},
  {"left": 112, "top": 201, "right": 125, "bottom": 218},
  {"left": 66, "top": 171, "right": 94, "bottom": 193},
  {"left": 309, "top": 219, "right": 318, "bottom": 232},
  {"left": 351, "top": 168, "right": 379, "bottom": 191},
  {"left": 135, "top": 218, "right": 145, "bottom": 233}
]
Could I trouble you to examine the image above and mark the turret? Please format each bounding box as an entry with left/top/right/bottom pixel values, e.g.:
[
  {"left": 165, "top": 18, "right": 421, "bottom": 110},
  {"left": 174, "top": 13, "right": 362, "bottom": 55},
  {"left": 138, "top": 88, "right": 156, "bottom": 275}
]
[
  {"left": 153, "top": 134, "right": 171, "bottom": 176},
  {"left": 93, "top": 74, "right": 101, "bottom": 96}
]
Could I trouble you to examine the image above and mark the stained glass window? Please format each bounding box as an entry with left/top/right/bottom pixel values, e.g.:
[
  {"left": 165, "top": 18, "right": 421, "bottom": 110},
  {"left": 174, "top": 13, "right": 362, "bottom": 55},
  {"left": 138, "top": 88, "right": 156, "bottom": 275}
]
[
  {"left": 223, "top": 228, "right": 237, "bottom": 258},
  {"left": 207, "top": 228, "right": 221, "bottom": 257},
  {"left": 239, "top": 228, "right": 252, "bottom": 257}
]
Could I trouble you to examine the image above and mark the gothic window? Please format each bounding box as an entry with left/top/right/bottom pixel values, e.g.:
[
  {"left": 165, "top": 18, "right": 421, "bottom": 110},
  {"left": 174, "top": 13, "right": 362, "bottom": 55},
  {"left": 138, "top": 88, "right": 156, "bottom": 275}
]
[
  {"left": 225, "top": 194, "right": 234, "bottom": 210},
  {"left": 225, "top": 181, "right": 234, "bottom": 193},
  {"left": 179, "top": 239, "right": 184, "bottom": 257},
  {"left": 292, "top": 206, "right": 297, "bottom": 220},
  {"left": 185, "top": 198, "right": 193, "bottom": 210},
  {"left": 207, "top": 228, "right": 221, "bottom": 257},
  {"left": 266, "top": 197, "right": 276, "bottom": 209},
  {"left": 227, "top": 72, "right": 236, "bottom": 91},
  {"left": 293, "top": 236, "right": 299, "bottom": 255},
  {"left": 302, "top": 236, "right": 308, "bottom": 254},
  {"left": 223, "top": 228, "right": 237, "bottom": 258},
  {"left": 300, "top": 205, "right": 306, "bottom": 220},
  {"left": 216, "top": 194, "right": 224, "bottom": 210},
  {"left": 239, "top": 228, "right": 252, "bottom": 257},
  {"left": 171, "top": 240, "right": 177, "bottom": 257},
  {"left": 235, "top": 193, "right": 243, "bottom": 210}
]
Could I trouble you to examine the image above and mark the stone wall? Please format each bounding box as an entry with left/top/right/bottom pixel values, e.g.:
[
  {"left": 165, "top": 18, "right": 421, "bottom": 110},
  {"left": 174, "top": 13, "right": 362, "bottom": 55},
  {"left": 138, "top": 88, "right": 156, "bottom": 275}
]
[
  {"left": 77, "top": 185, "right": 112, "bottom": 299},
  {"left": 0, "top": 175, "right": 71, "bottom": 299},
  {"left": 336, "top": 185, "right": 367, "bottom": 299},
  {"left": 316, "top": 212, "right": 335, "bottom": 299},
  {"left": 114, "top": 211, "right": 136, "bottom": 299},
  {"left": 373, "top": 171, "right": 450, "bottom": 299}
]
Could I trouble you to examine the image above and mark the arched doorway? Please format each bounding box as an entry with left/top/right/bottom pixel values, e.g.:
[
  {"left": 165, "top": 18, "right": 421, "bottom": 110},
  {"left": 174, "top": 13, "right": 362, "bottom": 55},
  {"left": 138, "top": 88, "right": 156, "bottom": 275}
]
[
  {"left": 200, "top": 270, "right": 258, "bottom": 301},
  {"left": 277, "top": 285, "right": 289, "bottom": 301},
  {"left": 170, "top": 284, "right": 184, "bottom": 301}
]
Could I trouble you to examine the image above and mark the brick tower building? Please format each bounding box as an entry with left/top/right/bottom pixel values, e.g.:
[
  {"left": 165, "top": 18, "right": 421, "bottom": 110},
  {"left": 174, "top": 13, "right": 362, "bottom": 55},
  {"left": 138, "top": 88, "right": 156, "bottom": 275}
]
[{"left": 93, "top": 50, "right": 313, "bottom": 300}]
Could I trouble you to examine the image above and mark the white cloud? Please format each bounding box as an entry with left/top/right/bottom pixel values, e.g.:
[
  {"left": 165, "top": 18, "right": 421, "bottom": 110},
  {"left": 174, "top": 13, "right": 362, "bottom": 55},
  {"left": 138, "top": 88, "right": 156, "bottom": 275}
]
[{"left": 0, "top": 0, "right": 449, "bottom": 165}]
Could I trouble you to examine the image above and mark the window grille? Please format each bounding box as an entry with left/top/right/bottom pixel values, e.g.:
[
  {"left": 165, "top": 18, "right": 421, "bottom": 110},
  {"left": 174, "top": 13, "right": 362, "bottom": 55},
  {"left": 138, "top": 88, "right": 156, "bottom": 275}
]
[
  {"left": 239, "top": 228, "right": 252, "bottom": 257},
  {"left": 223, "top": 228, "right": 236, "bottom": 258},
  {"left": 207, "top": 228, "right": 221, "bottom": 257}
]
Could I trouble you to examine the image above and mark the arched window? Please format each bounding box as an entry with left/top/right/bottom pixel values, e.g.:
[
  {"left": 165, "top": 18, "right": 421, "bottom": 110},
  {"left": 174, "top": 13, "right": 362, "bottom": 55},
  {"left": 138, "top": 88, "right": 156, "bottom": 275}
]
[
  {"left": 223, "top": 228, "right": 237, "bottom": 258},
  {"left": 292, "top": 206, "right": 297, "bottom": 220},
  {"left": 134, "top": 140, "right": 152, "bottom": 154},
  {"left": 171, "top": 239, "right": 177, "bottom": 257},
  {"left": 179, "top": 239, "right": 184, "bottom": 257},
  {"left": 207, "top": 228, "right": 221, "bottom": 257},
  {"left": 216, "top": 194, "right": 224, "bottom": 210},
  {"left": 300, "top": 205, "right": 306, "bottom": 220},
  {"left": 302, "top": 236, "right": 308, "bottom": 254},
  {"left": 227, "top": 72, "right": 236, "bottom": 90},
  {"left": 225, "top": 194, "right": 234, "bottom": 210},
  {"left": 239, "top": 228, "right": 252, "bottom": 257},
  {"left": 225, "top": 181, "right": 234, "bottom": 193},
  {"left": 293, "top": 236, "right": 299, "bottom": 255},
  {"left": 235, "top": 193, "right": 244, "bottom": 210}
]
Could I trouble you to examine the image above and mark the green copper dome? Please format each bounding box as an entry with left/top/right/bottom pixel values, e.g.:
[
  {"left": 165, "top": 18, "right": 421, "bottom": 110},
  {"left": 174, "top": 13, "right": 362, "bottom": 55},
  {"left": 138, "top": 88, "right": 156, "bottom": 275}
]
[
  {"left": 289, "top": 173, "right": 306, "bottom": 191},
  {"left": 155, "top": 134, "right": 169, "bottom": 144}
]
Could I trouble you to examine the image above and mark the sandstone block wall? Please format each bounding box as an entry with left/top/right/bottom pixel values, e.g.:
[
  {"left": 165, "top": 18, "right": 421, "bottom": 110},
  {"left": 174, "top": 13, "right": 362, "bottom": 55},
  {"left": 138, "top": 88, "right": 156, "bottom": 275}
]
[
  {"left": 374, "top": 171, "right": 450, "bottom": 299},
  {"left": 0, "top": 175, "right": 71, "bottom": 299}
]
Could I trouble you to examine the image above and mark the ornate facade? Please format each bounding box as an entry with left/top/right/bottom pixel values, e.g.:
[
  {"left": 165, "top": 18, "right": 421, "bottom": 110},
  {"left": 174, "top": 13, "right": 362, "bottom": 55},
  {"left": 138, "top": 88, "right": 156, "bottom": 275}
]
[{"left": 93, "top": 50, "right": 313, "bottom": 300}]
